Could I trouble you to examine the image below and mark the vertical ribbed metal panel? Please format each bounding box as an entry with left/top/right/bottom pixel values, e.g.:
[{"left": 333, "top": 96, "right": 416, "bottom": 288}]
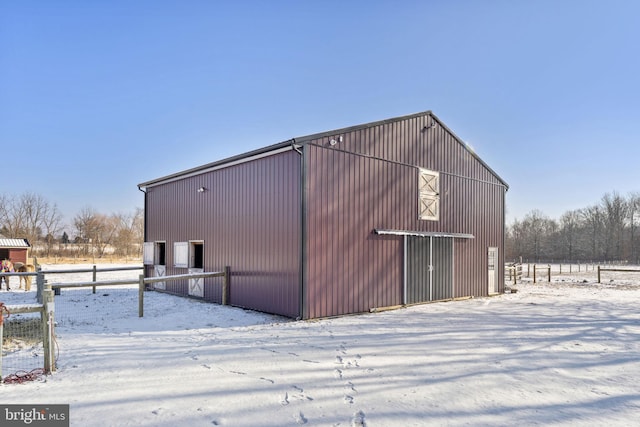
[
  {"left": 406, "top": 236, "right": 430, "bottom": 304},
  {"left": 432, "top": 237, "right": 453, "bottom": 301},
  {"left": 145, "top": 150, "right": 301, "bottom": 318},
  {"left": 405, "top": 237, "right": 453, "bottom": 304},
  {"left": 304, "top": 146, "right": 408, "bottom": 318},
  {"left": 304, "top": 111, "right": 507, "bottom": 318}
]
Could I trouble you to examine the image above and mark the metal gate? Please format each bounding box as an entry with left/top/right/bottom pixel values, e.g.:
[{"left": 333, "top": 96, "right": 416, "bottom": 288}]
[{"left": 406, "top": 236, "right": 453, "bottom": 304}]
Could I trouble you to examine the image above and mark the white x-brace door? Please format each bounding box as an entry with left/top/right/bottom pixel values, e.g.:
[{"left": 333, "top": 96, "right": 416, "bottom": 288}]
[{"left": 188, "top": 268, "right": 204, "bottom": 297}]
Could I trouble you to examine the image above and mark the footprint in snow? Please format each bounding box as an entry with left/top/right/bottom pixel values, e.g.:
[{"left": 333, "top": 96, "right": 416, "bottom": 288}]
[
  {"left": 294, "top": 412, "right": 308, "bottom": 424},
  {"left": 351, "top": 410, "right": 366, "bottom": 427}
]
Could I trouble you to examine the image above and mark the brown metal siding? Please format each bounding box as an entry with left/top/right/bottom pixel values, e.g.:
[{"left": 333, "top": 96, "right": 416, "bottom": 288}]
[
  {"left": 304, "top": 147, "right": 408, "bottom": 318},
  {"left": 145, "top": 151, "right": 301, "bottom": 318},
  {"left": 304, "top": 112, "right": 506, "bottom": 318}
]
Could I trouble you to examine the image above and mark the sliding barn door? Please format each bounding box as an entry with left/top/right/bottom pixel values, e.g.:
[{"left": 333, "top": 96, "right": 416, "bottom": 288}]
[{"left": 406, "top": 237, "right": 453, "bottom": 304}]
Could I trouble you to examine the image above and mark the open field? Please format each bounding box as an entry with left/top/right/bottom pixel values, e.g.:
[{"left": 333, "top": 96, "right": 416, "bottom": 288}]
[
  {"left": 1, "top": 265, "right": 640, "bottom": 426},
  {"left": 31, "top": 256, "right": 142, "bottom": 265}
]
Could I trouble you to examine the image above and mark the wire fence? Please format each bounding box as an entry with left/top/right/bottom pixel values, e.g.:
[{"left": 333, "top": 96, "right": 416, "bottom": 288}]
[
  {"left": 1, "top": 306, "right": 47, "bottom": 382},
  {"left": 2, "top": 264, "right": 229, "bottom": 384},
  {"left": 0, "top": 298, "right": 55, "bottom": 384},
  {"left": 1, "top": 264, "right": 141, "bottom": 383}
]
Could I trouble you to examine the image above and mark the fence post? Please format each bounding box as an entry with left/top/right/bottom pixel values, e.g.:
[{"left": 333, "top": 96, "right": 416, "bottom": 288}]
[
  {"left": 547, "top": 265, "right": 551, "bottom": 282},
  {"left": 0, "top": 303, "right": 5, "bottom": 381},
  {"left": 42, "top": 284, "right": 56, "bottom": 373},
  {"left": 36, "top": 268, "right": 45, "bottom": 304},
  {"left": 597, "top": 265, "right": 601, "bottom": 283},
  {"left": 223, "top": 266, "right": 230, "bottom": 305},
  {"left": 92, "top": 265, "right": 97, "bottom": 294},
  {"left": 533, "top": 265, "right": 537, "bottom": 283},
  {"left": 138, "top": 274, "right": 145, "bottom": 318},
  {"left": 0, "top": 317, "right": 3, "bottom": 382}
]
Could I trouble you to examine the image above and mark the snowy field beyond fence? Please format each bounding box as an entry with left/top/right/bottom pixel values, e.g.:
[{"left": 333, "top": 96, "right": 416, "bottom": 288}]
[{"left": 2, "top": 265, "right": 640, "bottom": 426}]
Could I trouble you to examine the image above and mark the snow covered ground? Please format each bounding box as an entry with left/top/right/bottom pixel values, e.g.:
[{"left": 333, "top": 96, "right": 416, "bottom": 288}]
[{"left": 2, "top": 264, "right": 640, "bottom": 426}]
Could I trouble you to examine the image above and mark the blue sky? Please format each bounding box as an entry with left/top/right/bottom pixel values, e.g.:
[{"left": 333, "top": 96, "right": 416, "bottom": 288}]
[{"left": 2, "top": 0, "right": 639, "bottom": 227}]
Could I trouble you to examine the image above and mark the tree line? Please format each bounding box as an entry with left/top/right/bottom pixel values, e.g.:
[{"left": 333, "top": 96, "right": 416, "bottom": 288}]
[
  {"left": 506, "top": 191, "right": 640, "bottom": 263},
  {"left": 0, "top": 192, "right": 143, "bottom": 259}
]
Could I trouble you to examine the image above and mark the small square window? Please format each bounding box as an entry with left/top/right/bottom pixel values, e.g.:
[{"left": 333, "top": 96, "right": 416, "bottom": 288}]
[{"left": 418, "top": 168, "right": 439, "bottom": 221}]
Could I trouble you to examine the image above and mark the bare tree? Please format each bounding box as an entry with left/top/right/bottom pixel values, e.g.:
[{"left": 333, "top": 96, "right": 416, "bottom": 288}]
[
  {"left": 558, "top": 210, "right": 581, "bottom": 261},
  {"left": 40, "top": 203, "right": 63, "bottom": 256},
  {"left": 601, "top": 192, "right": 628, "bottom": 261},
  {"left": 506, "top": 210, "right": 556, "bottom": 262},
  {"left": 0, "top": 192, "right": 63, "bottom": 255},
  {"left": 581, "top": 204, "right": 605, "bottom": 260},
  {"left": 628, "top": 192, "right": 640, "bottom": 263},
  {"left": 0, "top": 193, "right": 27, "bottom": 238},
  {"left": 506, "top": 218, "right": 525, "bottom": 261},
  {"left": 73, "top": 207, "right": 119, "bottom": 258},
  {"left": 112, "top": 208, "right": 144, "bottom": 258}
]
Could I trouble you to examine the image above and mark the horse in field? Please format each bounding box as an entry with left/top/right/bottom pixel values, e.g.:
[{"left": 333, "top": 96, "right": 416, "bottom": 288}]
[
  {"left": 1, "top": 258, "right": 13, "bottom": 290},
  {"left": 13, "top": 262, "right": 36, "bottom": 291}
]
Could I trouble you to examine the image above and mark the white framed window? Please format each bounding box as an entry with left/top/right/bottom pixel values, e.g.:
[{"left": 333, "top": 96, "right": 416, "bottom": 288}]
[
  {"left": 143, "top": 242, "right": 154, "bottom": 265},
  {"left": 418, "top": 168, "right": 440, "bottom": 221},
  {"left": 155, "top": 241, "right": 166, "bottom": 266},
  {"left": 174, "top": 240, "right": 204, "bottom": 268},
  {"left": 145, "top": 241, "right": 166, "bottom": 265},
  {"left": 189, "top": 241, "right": 204, "bottom": 269},
  {"left": 174, "top": 241, "right": 189, "bottom": 268}
]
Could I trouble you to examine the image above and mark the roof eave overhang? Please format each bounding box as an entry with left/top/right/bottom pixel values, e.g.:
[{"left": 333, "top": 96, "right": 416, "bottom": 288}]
[
  {"left": 138, "top": 141, "right": 296, "bottom": 189},
  {"left": 374, "top": 229, "right": 475, "bottom": 239}
]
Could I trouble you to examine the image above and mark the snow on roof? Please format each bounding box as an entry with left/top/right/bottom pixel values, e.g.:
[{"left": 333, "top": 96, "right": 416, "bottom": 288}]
[{"left": 0, "top": 238, "right": 30, "bottom": 248}]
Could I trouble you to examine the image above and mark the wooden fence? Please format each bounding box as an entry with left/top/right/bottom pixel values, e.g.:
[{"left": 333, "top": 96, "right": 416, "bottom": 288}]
[
  {"left": 50, "top": 267, "right": 231, "bottom": 317},
  {"left": 532, "top": 265, "right": 551, "bottom": 283},
  {"left": 505, "top": 263, "right": 522, "bottom": 285},
  {"left": 596, "top": 266, "right": 640, "bottom": 283},
  {"left": 505, "top": 263, "right": 550, "bottom": 284},
  {"left": 505, "top": 262, "right": 640, "bottom": 285}
]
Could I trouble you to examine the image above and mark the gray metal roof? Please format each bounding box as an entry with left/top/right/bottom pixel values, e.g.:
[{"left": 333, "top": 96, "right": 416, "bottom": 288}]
[
  {"left": 0, "top": 238, "right": 31, "bottom": 248},
  {"left": 138, "top": 110, "right": 509, "bottom": 190}
]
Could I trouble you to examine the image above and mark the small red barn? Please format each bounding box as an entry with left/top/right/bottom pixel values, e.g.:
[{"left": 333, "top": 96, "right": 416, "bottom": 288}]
[{"left": 0, "top": 237, "right": 31, "bottom": 265}]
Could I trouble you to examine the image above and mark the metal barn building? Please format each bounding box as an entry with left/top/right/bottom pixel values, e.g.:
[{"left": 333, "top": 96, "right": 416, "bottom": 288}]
[{"left": 138, "top": 111, "right": 508, "bottom": 319}]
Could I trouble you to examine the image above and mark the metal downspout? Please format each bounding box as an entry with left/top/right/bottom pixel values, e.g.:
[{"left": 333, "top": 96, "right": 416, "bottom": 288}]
[
  {"left": 137, "top": 185, "right": 147, "bottom": 261},
  {"left": 403, "top": 235, "right": 407, "bottom": 305},
  {"left": 294, "top": 140, "right": 307, "bottom": 320}
]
